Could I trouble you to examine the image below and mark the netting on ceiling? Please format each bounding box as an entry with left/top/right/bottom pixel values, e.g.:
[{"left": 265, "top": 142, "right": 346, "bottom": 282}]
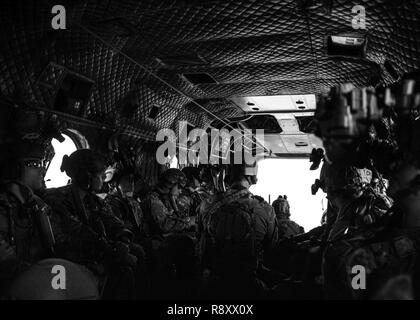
[{"left": 0, "top": 0, "right": 419, "bottom": 140}]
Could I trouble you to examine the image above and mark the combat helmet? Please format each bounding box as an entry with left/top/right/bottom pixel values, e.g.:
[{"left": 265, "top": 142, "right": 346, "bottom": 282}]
[{"left": 156, "top": 168, "right": 187, "bottom": 194}]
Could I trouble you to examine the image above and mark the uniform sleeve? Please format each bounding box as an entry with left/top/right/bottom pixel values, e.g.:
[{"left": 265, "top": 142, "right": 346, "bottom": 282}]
[
  {"left": 177, "top": 194, "right": 192, "bottom": 218},
  {"left": 99, "top": 202, "right": 133, "bottom": 242},
  {"left": 105, "top": 196, "right": 124, "bottom": 220},
  {"left": 252, "top": 200, "right": 278, "bottom": 255},
  {"left": 147, "top": 196, "right": 190, "bottom": 234},
  {"left": 43, "top": 193, "right": 106, "bottom": 260}
]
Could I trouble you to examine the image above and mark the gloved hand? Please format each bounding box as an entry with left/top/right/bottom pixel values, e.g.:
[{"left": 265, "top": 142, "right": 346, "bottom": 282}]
[{"left": 105, "top": 241, "right": 138, "bottom": 270}]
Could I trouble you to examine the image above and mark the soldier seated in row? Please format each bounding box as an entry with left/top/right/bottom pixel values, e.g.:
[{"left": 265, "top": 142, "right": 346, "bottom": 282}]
[
  {"left": 384, "top": 146, "right": 420, "bottom": 299},
  {"left": 198, "top": 159, "right": 278, "bottom": 299},
  {"left": 319, "top": 161, "right": 395, "bottom": 299},
  {"left": 103, "top": 165, "right": 150, "bottom": 298},
  {"left": 42, "top": 149, "right": 139, "bottom": 299},
  {"left": 141, "top": 168, "right": 198, "bottom": 298},
  {"left": 177, "top": 166, "right": 210, "bottom": 219},
  {"left": 141, "top": 168, "right": 196, "bottom": 240},
  {"left": 319, "top": 162, "right": 393, "bottom": 242},
  {"left": 328, "top": 118, "right": 420, "bottom": 300},
  {"left": 0, "top": 140, "right": 56, "bottom": 297},
  {"left": 272, "top": 195, "right": 304, "bottom": 239},
  {"left": 105, "top": 166, "right": 145, "bottom": 242}
]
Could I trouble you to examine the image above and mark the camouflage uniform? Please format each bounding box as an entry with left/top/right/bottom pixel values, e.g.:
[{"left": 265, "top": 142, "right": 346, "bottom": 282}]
[
  {"left": 140, "top": 169, "right": 198, "bottom": 298},
  {"left": 42, "top": 185, "right": 133, "bottom": 273},
  {"left": 178, "top": 167, "right": 210, "bottom": 218},
  {"left": 197, "top": 186, "right": 277, "bottom": 299},
  {"left": 141, "top": 191, "right": 192, "bottom": 238},
  {"left": 0, "top": 123, "right": 56, "bottom": 296},
  {"left": 272, "top": 195, "right": 304, "bottom": 238},
  {"left": 140, "top": 168, "right": 192, "bottom": 238},
  {"left": 199, "top": 186, "right": 277, "bottom": 275},
  {"left": 328, "top": 187, "right": 393, "bottom": 241},
  {"left": 317, "top": 162, "right": 393, "bottom": 241},
  {"left": 323, "top": 226, "right": 419, "bottom": 299},
  {"left": 177, "top": 186, "right": 210, "bottom": 218},
  {"left": 105, "top": 192, "right": 143, "bottom": 239},
  {"left": 105, "top": 191, "right": 148, "bottom": 297},
  {"left": 277, "top": 220, "right": 304, "bottom": 238},
  {"left": 196, "top": 191, "right": 225, "bottom": 266},
  {"left": 0, "top": 181, "right": 54, "bottom": 295}
]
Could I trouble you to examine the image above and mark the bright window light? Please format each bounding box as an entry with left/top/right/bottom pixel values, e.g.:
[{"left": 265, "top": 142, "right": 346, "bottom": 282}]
[
  {"left": 45, "top": 134, "right": 78, "bottom": 188},
  {"left": 249, "top": 94, "right": 316, "bottom": 110},
  {"left": 250, "top": 158, "right": 326, "bottom": 232},
  {"left": 170, "top": 155, "right": 178, "bottom": 168}
]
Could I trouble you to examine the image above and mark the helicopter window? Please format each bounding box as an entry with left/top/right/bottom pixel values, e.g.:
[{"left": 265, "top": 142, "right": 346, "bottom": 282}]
[
  {"left": 44, "top": 133, "right": 78, "bottom": 188},
  {"left": 170, "top": 155, "right": 178, "bottom": 168},
  {"left": 250, "top": 158, "right": 326, "bottom": 231}
]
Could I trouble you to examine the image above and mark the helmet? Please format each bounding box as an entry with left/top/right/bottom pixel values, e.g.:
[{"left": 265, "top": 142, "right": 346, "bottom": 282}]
[
  {"left": 6, "top": 140, "right": 53, "bottom": 161},
  {"left": 157, "top": 168, "right": 187, "bottom": 193},
  {"left": 60, "top": 149, "right": 107, "bottom": 189},
  {"left": 8, "top": 258, "right": 99, "bottom": 300},
  {"left": 0, "top": 140, "right": 54, "bottom": 181},
  {"left": 319, "top": 161, "right": 372, "bottom": 197},
  {"left": 272, "top": 195, "right": 290, "bottom": 218}
]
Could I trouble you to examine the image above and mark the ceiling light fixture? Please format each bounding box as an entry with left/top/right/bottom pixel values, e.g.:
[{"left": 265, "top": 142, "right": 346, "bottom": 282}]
[{"left": 327, "top": 33, "right": 367, "bottom": 58}]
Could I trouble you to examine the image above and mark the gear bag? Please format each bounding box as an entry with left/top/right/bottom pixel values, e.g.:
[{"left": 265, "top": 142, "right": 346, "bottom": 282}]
[
  {"left": 208, "top": 199, "right": 256, "bottom": 262},
  {"left": 324, "top": 227, "right": 418, "bottom": 299}
]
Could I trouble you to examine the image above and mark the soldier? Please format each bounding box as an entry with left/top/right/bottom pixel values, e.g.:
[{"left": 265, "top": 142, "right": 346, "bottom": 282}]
[
  {"left": 318, "top": 161, "right": 393, "bottom": 241},
  {"left": 42, "top": 149, "right": 138, "bottom": 299},
  {"left": 319, "top": 74, "right": 420, "bottom": 300},
  {"left": 319, "top": 161, "right": 403, "bottom": 299},
  {"left": 272, "top": 195, "right": 304, "bottom": 238},
  {"left": 177, "top": 166, "right": 210, "bottom": 218},
  {"left": 141, "top": 168, "right": 197, "bottom": 298},
  {"left": 141, "top": 168, "right": 195, "bottom": 239},
  {"left": 199, "top": 160, "right": 277, "bottom": 299},
  {"left": 195, "top": 164, "right": 227, "bottom": 269},
  {"left": 386, "top": 128, "right": 420, "bottom": 299},
  {"left": 0, "top": 140, "right": 56, "bottom": 297},
  {"left": 198, "top": 164, "right": 216, "bottom": 196},
  {"left": 104, "top": 166, "right": 149, "bottom": 297},
  {"left": 105, "top": 166, "right": 144, "bottom": 240}
]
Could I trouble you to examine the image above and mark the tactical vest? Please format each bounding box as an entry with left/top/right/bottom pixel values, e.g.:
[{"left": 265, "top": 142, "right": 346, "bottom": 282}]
[
  {"left": 0, "top": 182, "right": 55, "bottom": 289},
  {"left": 277, "top": 219, "right": 303, "bottom": 238},
  {"left": 205, "top": 188, "right": 259, "bottom": 277},
  {"left": 323, "top": 227, "right": 418, "bottom": 299},
  {"left": 42, "top": 184, "right": 131, "bottom": 274},
  {"left": 105, "top": 194, "right": 143, "bottom": 232}
]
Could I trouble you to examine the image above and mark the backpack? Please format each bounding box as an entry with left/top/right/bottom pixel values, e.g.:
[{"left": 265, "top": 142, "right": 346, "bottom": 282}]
[
  {"left": 208, "top": 199, "right": 256, "bottom": 261},
  {"left": 324, "top": 227, "right": 417, "bottom": 299}
]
